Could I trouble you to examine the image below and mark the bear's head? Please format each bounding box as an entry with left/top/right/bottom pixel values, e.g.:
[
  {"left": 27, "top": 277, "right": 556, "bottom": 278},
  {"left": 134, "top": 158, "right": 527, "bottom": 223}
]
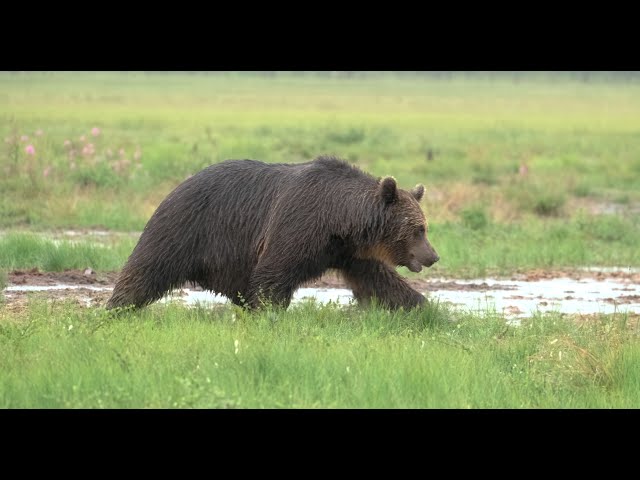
[{"left": 377, "top": 176, "right": 439, "bottom": 273}]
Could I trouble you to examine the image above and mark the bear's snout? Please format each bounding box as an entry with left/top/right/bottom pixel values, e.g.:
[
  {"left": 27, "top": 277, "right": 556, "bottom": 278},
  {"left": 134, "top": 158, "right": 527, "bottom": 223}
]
[
  {"left": 409, "top": 238, "right": 439, "bottom": 271},
  {"left": 425, "top": 254, "right": 440, "bottom": 267}
]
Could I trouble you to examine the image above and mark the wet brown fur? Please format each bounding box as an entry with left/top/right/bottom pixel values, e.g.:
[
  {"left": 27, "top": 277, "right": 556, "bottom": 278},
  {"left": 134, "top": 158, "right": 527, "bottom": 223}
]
[{"left": 106, "top": 155, "right": 438, "bottom": 311}]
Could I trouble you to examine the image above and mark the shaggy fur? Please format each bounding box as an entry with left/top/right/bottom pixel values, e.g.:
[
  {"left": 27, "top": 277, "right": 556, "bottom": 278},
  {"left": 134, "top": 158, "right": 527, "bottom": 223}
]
[{"left": 106, "top": 155, "right": 439, "bottom": 311}]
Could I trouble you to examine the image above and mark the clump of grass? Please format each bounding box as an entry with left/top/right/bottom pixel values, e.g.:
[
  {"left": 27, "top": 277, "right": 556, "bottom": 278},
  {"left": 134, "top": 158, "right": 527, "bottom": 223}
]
[
  {"left": 614, "top": 194, "right": 630, "bottom": 204},
  {"left": 325, "top": 128, "right": 365, "bottom": 145},
  {"left": 460, "top": 206, "right": 489, "bottom": 230},
  {"left": 521, "top": 312, "right": 632, "bottom": 392},
  {"left": 533, "top": 192, "right": 566, "bottom": 216},
  {"left": 508, "top": 182, "right": 566, "bottom": 217},
  {"left": 69, "top": 162, "right": 129, "bottom": 189},
  {"left": 572, "top": 183, "right": 593, "bottom": 198},
  {"left": 471, "top": 164, "right": 498, "bottom": 186}
]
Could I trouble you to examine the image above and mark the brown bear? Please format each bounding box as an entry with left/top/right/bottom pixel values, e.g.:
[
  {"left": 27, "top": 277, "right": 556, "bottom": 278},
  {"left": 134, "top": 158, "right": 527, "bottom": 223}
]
[{"left": 106, "top": 155, "right": 439, "bottom": 311}]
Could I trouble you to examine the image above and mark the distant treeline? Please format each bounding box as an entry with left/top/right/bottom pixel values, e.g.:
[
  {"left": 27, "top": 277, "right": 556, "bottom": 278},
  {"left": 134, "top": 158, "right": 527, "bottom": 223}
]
[
  {"left": 5, "top": 71, "right": 639, "bottom": 83},
  {"left": 138, "top": 71, "right": 640, "bottom": 82}
]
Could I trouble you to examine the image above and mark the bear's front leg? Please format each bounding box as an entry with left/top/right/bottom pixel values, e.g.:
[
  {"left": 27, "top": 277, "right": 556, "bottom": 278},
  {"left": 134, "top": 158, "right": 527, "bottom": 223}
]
[{"left": 341, "top": 258, "right": 425, "bottom": 310}]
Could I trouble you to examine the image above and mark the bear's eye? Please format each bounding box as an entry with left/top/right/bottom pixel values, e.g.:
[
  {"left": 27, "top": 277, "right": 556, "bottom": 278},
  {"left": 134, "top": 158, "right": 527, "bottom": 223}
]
[{"left": 417, "top": 226, "right": 425, "bottom": 236}]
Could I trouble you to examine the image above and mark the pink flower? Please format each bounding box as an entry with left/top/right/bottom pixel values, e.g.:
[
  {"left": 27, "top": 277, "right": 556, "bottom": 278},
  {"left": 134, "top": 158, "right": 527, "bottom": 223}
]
[
  {"left": 20, "top": 135, "right": 29, "bottom": 142},
  {"left": 25, "top": 145, "right": 35, "bottom": 155},
  {"left": 63, "top": 140, "right": 71, "bottom": 148},
  {"left": 519, "top": 164, "right": 529, "bottom": 177},
  {"left": 35, "top": 129, "right": 44, "bottom": 137},
  {"left": 91, "top": 127, "right": 101, "bottom": 137},
  {"left": 43, "top": 166, "right": 52, "bottom": 177},
  {"left": 81, "top": 143, "right": 96, "bottom": 156}
]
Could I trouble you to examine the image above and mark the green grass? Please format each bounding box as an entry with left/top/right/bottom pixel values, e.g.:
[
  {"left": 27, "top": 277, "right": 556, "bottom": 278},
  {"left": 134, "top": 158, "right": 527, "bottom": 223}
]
[
  {"left": 2, "top": 211, "right": 638, "bottom": 278},
  {"left": 1, "top": 214, "right": 638, "bottom": 280},
  {"left": 0, "top": 299, "right": 638, "bottom": 408},
  {"left": 0, "top": 269, "right": 6, "bottom": 304},
  {"left": 426, "top": 214, "right": 640, "bottom": 277},
  {"left": 0, "top": 232, "right": 137, "bottom": 272}
]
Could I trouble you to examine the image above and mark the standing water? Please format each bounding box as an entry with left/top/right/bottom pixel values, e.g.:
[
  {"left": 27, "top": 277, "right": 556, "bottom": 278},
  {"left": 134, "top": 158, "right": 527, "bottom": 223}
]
[{"left": 6, "top": 275, "right": 639, "bottom": 320}]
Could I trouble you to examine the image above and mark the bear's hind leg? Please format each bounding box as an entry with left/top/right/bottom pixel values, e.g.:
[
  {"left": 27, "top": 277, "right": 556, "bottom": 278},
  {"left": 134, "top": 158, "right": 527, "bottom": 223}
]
[
  {"left": 194, "top": 269, "right": 251, "bottom": 308},
  {"left": 106, "top": 264, "right": 177, "bottom": 310},
  {"left": 245, "top": 256, "right": 324, "bottom": 310},
  {"left": 245, "top": 273, "right": 297, "bottom": 310}
]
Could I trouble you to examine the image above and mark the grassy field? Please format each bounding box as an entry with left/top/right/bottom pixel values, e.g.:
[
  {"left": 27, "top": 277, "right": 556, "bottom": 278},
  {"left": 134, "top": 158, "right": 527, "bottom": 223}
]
[
  {"left": 2, "top": 71, "right": 639, "bottom": 277},
  {"left": 2, "top": 72, "right": 640, "bottom": 409},
  {"left": 1, "top": 298, "right": 638, "bottom": 408}
]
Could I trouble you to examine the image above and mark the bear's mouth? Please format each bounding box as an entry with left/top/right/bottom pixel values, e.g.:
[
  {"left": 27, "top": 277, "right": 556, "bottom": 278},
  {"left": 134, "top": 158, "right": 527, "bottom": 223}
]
[{"left": 407, "top": 259, "right": 423, "bottom": 273}]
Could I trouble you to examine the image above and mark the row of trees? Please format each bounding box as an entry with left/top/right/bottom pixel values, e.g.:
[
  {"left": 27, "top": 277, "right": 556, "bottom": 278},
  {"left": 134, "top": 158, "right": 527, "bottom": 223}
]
[
  {"left": 145, "top": 71, "right": 640, "bottom": 81},
  {"left": 6, "top": 71, "right": 639, "bottom": 82}
]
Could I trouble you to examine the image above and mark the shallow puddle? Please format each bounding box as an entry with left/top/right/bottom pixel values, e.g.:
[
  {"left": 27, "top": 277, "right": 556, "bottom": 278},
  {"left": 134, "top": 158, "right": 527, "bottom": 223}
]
[
  {"left": 423, "top": 277, "right": 640, "bottom": 319},
  {"left": 4, "top": 275, "right": 640, "bottom": 320},
  {"left": 160, "top": 277, "right": 640, "bottom": 319},
  {"left": 159, "top": 287, "right": 357, "bottom": 308}
]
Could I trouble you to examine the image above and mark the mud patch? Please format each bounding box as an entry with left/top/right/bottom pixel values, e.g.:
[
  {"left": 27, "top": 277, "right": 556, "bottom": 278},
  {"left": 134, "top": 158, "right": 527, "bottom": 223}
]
[
  {"left": 3, "top": 268, "right": 640, "bottom": 321},
  {"left": 8, "top": 268, "right": 119, "bottom": 286},
  {"left": 603, "top": 294, "right": 640, "bottom": 305},
  {"left": 3, "top": 287, "right": 113, "bottom": 314},
  {"left": 304, "top": 272, "right": 523, "bottom": 292}
]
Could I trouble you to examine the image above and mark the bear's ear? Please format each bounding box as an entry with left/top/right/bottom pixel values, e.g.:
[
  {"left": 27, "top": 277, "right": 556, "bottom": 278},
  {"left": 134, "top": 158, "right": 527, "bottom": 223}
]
[
  {"left": 379, "top": 176, "right": 398, "bottom": 204},
  {"left": 411, "top": 184, "right": 425, "bottom": 202}
]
